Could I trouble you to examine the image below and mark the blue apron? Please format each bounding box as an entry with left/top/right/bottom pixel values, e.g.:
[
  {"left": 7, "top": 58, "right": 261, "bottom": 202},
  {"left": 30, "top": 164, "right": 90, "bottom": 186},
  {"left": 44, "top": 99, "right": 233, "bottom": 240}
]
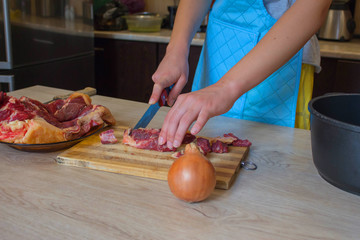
[{"left": 192, "top": 0, "right": 303, "bottom": 127}]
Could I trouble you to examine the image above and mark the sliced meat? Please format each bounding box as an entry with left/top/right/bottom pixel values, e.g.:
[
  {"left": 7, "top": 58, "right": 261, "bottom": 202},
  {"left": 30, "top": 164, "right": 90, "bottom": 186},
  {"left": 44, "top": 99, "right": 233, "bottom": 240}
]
[
  {"left": 100, "top": 129, "right": 118, "bottom": 144},
  {"left": 196, "top": 137, "right": 211, "bottom": 155},
  {"left": 171, "top": 150, "right": 184, "bottom": 159},
  {"left": 210, "top": 135, "right": 237, "bottom": 145},
  {"left": 45, "top": 99, "right": 66, "bottom": 115},
  {"left": 20, "top": 96, "right": 61, "bottom": 127},
  {"left": 122, "top": 128, "right": 176, "bottom": 152},
  {"left": 182, "top": 132, "right": 196, "bottom": 144},
  {"left": 53, "top": 96, "right": 88, "bottom": 122},
  {"left": 211, "top": 140, "right": 229, "bottom": 153},
  {"left": 224, "top": 133, "right": 252, "bottom": 147}
]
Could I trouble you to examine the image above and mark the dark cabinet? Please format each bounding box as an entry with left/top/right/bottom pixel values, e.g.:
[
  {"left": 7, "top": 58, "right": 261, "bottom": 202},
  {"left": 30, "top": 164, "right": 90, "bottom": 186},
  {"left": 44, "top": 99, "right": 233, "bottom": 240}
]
[
  {"left": 95, "top": 38, "right": 202, "bottom": 103},
  {"left": 95, "top": 38, "right": 157, "bottom": 102},
  {"left": 1, "top": 54, "right": 95, "bottom": 91},
  {"left": 313, "top": 57, "right": 360, "bottom": 98}
]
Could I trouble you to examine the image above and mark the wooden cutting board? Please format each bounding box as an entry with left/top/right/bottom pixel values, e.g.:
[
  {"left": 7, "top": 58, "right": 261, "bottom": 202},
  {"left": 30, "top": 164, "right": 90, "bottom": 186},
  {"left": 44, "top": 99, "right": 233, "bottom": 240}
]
[{"left": 56, "top": 124, "right": 250, "bottom": 190}]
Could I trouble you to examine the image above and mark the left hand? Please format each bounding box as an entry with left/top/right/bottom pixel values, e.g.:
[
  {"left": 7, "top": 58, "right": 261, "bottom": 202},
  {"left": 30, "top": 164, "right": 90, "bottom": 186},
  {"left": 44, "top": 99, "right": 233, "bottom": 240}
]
[{"left": 158, "top": 83, "right": 237, "bottom": 149}]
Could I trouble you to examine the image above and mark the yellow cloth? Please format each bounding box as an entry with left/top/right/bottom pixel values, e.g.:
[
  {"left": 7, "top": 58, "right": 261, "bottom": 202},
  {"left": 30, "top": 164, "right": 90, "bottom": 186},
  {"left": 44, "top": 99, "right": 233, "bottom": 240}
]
[{"left": 295, "top": 64, "right": 315, "bottom": 130}]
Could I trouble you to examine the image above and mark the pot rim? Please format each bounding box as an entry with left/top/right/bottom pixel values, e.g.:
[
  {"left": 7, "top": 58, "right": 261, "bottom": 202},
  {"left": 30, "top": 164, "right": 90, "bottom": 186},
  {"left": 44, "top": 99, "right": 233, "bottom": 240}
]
[{"left": 308, "top": 93, "right": 360, "bottom": 133}]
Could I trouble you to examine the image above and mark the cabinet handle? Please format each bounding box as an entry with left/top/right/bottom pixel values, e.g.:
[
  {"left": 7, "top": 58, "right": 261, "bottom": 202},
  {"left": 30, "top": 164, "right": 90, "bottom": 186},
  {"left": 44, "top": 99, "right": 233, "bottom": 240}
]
[{"left": 33, "top": 38, "right": 54, "bottom": 45}]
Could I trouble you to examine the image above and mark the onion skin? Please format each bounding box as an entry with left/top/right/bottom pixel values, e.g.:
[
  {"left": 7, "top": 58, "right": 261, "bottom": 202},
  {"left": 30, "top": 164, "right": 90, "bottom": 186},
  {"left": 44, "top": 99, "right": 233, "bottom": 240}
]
[{"left": 167, "top": 143, "right": 216, "bottom": 203}]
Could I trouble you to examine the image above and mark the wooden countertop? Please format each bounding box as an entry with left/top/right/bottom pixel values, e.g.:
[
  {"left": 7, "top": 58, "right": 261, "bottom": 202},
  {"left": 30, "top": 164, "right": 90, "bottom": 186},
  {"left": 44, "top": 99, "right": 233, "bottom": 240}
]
[
  {"left": 1, "top": 85, "right": 360, "bottom": 240},
  {"left": 95, "top": 30, "right": 360, "bottom": 60}
]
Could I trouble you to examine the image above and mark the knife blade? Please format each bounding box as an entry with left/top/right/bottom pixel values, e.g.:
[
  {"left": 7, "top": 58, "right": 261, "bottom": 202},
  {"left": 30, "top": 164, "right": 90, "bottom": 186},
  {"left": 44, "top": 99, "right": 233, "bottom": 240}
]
[{"left": 134, "top": 87, "right": 172, "bottom": 129}]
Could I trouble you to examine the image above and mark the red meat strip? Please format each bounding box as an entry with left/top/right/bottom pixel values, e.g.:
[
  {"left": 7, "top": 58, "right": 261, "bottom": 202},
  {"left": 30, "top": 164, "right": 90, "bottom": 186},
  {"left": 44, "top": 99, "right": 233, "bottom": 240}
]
[
  {"left": 182, "top": 132, "right": 196, "bottom": 144},
  {"left": 53, "top": 96, "right": 88, "bottom": 122},
  {"left": 122, "top": 128, "right": 176, "bottom": 152},
  {"left": 19, "top": 96, "right": 61, "bottom": 127},
  {"left": 196, "top": 137, "right": 211, "bottom": 155},
  {"left": 0, "top": 94, "right": 35, "bottom": 122},
  {"left": 45, "top": 99, "right": 66, "bottom": 115},
  {"left": 224, "top": 133, "right": 252, "bottom": 147},
  {"left": 100, "top": 129, "right": 118, "bottom": 144},
  {"left": 211, "top": 140, "right": 229, "bottom": 153}
]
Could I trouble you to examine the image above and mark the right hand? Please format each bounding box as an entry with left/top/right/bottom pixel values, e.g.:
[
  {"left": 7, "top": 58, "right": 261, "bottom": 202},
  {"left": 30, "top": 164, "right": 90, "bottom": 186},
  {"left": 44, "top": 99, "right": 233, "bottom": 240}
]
[{"left": 149, "top": 49, "right": 189, "bottom": 106}]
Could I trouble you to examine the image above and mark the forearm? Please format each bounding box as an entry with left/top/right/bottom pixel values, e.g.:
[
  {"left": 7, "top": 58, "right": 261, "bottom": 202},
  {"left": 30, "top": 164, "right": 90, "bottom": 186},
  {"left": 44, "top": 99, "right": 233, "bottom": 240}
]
[
  {"left": 166, "top": 0, "right": 213, "bottom": 57},
  {"left": 219, "top": 0, "right": 331, "bottom": 100}
]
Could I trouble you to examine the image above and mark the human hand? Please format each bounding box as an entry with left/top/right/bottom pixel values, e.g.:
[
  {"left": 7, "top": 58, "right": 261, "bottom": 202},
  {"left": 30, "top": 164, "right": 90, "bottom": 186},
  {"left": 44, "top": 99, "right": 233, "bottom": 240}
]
[
  {"left": 149, "top": 49, "right": 189, "bottom": 106},
  {"left": 158, "top": 83, "right": 238, "bottom": 149}
]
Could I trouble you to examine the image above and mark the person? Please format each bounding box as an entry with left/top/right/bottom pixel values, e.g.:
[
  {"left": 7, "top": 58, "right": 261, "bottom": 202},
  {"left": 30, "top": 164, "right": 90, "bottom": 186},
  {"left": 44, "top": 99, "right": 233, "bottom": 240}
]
[{"left": 149, "top": 0, "right": 332, "bottom": 149}]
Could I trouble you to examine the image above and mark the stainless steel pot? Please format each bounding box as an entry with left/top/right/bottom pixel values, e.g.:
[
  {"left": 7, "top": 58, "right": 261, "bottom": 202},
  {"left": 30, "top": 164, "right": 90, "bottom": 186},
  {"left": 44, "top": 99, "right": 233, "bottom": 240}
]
[
  {"left": 309, "top": 94, "right": 360, "bottom": 196},
  {"left": 318, "top": 1, "right": 356, "bottom": 41}
]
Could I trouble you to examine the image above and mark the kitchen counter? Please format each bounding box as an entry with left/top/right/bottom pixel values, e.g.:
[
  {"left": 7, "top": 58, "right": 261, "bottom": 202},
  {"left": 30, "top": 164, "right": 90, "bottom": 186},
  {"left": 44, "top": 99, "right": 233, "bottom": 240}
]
[
  {"left": 1, "top": 85, "right": 359, "bottom": 240},
  {"left": 11, "top": 15, "right": 93, "bottom": 37},
  {"left": 95, "top": 29, "right": 205, "bottom": 46},
  {"left": 95, "top": 30, "right": 360, "bottom": 60}
]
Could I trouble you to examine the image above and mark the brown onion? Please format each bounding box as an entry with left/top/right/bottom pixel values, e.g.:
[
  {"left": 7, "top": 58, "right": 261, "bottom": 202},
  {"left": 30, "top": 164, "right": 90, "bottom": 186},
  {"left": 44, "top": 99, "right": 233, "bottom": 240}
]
[{"left": 167, "top": 143, "right": 216, "bottom": 203}]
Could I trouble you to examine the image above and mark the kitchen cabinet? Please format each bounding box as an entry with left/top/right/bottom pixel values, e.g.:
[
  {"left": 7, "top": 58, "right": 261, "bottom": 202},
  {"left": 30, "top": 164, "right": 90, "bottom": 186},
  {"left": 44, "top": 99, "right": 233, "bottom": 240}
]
[
  {"left": 95, "top": 38, "right": 202, "bottom": 102},
  {"left": 0, "top": 54, "right": 95, "bottom": 91},
  {"left": 313, "top": 57, "right": 360, "bottom": 97},
  {"left": 95, "top": 39, "right": 157, "bottom": 103}
]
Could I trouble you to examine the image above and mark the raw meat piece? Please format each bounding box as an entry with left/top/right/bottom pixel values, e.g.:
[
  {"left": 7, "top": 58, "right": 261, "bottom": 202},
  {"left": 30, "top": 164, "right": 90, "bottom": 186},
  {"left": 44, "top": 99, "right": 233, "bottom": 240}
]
[
  {"left": 171, "top": 150, "right": 184, "bottom": 159},
  {"left": 45, "top": 99, "right": 66, "bottom": 115},
  {"left": 121, "top": 127, "right": 252, "bottom": 154},
  {"left": 210, "top": 135, "right": 238, "bottom": 145},
  {"left": 196, "top": 137, "right": 211, "bottom": 155},
  {"left": 211, "top": 140, "right": 229, "bottom": 153},
  {"left": 122, "top": 128, "right": 176, "bottom": 152},
  {"left": 182, "top": 132, "right": 196, "bottom": 144},
  {"left": 224, "top": 133, "right": 252, "bottom": 147},
  {"left": 100, "top": 129, "right": 118, "bottom": 144},
  {"left": 0, "top": 92, "right": 116, "bottom": 144}
]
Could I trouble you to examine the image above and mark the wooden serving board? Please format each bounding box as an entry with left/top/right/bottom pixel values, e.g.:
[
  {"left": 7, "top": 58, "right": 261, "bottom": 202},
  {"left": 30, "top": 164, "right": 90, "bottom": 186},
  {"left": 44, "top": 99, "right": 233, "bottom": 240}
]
[{"left": 56, "top": 124, "right": 250, "bottom": 190}]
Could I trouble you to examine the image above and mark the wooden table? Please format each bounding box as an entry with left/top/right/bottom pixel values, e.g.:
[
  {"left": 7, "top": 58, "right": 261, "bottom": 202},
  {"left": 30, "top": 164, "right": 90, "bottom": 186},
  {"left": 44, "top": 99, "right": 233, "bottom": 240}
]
[{"left": 1, "top": 86, "right": 359, "bottom": 240}]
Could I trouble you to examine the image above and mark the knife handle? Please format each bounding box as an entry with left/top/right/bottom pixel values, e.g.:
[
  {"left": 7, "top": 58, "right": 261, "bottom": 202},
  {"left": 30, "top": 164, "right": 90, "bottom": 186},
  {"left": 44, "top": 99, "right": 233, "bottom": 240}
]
[
  {"left": 53, "top": 87, "right": 97, "bottom": 100},
  {"left": 159, "top": 86, "right": 173, "bottom": 107}
]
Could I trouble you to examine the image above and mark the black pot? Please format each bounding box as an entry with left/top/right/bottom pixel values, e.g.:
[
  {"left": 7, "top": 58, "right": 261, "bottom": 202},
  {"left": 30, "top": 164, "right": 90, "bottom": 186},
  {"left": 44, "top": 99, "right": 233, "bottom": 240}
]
[{"left": 308, "top": 93, "right": 360, "bottom": 196}]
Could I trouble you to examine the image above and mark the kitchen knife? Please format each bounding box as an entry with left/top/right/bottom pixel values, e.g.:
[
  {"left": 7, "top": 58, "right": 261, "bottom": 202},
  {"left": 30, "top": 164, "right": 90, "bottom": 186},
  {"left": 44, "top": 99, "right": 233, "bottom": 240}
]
[
  {"left": 134, "top": 87, "right": 172, "bottom": 129},
  {"left": 43, "top": 87, "right": 97, "bottom": 104},
  {"left": 52, "top": 87, "right": 97, "bottom": 100}
]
